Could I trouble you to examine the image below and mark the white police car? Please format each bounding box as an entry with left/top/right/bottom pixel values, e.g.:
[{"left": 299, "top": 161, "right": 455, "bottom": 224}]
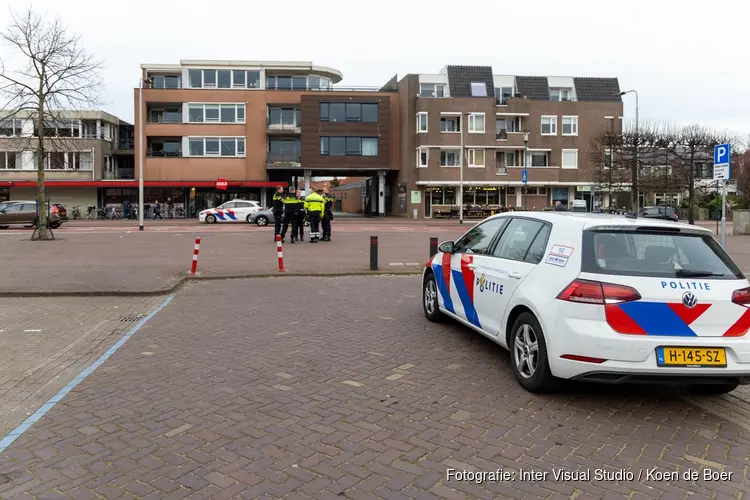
[
  {"left": 422, "top": 212, "right": 750, "bottom": 394},
  {"left": 199, "top": 200, "right": 261, "bottom": 224}
]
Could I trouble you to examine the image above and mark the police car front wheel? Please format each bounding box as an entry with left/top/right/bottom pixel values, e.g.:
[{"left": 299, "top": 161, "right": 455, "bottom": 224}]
[
  {"left": 205, "top": 214, "right": 216, "bottom": 224},
  {"left": 423, "top": 273, "right": 444, "bottom": 322},
  {"left": 509, "top": 313, "right": 556, "bottom": 393}
]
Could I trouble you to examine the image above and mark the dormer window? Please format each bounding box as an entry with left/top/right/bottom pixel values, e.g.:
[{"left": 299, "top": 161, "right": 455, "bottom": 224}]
[
  {"left": 470, "top": 82, "right": 487, "bottom": 97},
  {"left": 420, "top": 83, "right": 445, "bottom": 97},
  {"left": 550, "top": 88, "right": 573, "bottom": 101}
]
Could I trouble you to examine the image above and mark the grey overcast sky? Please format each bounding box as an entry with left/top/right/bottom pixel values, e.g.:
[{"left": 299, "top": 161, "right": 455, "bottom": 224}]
[{"left": 2, "top": 0, "right": 748, "bottom": 134}]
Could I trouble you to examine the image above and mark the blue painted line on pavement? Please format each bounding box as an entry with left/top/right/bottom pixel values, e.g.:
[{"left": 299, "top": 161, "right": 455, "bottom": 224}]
[{"left": 0, "top": 294, "right": 175, "bottom": 454}]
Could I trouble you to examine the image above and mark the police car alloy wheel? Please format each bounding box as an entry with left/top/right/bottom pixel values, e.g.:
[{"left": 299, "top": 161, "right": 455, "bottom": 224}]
[
  {"left": 423, "top": 274, "right": 444, "bottom": 322},
  {"left": 205, "top": 214, "right": 216, "bottom": 224},
  {"left": 255, "top": 216, "right": 268, "bottom": 226},
  {"left": 246, "top": 214, "right": 253, "bottom": 223},
  {"left": 509, "top": 313, "right": 556, "bottom": 393}
]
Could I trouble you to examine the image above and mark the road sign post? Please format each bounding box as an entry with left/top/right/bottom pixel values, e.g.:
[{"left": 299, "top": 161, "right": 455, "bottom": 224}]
[
  {"left": 713, "top": 144, "right": 731, "bottom": 248},
  {"left": 521, "top": 169, "right": 528, "bottom": 210}
]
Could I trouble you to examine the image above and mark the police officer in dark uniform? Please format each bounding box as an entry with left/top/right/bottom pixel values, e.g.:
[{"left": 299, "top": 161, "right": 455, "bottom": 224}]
[
  {"left": 321, "top": 188, "right": 334, "bottom": 241},
  {"left": 271, "top": 185, "right": 285, "bottom": 240},
  {"left": 280, "top": 190, "right": 304, "bottom": 243},
  {"left": 295, "top": 189, "right": 305, "bottom": 242}
]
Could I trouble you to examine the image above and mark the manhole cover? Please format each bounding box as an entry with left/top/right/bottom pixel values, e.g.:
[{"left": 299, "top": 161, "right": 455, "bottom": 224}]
[{"left": 120, "top": 314, "right": 144, "bottom": 323}]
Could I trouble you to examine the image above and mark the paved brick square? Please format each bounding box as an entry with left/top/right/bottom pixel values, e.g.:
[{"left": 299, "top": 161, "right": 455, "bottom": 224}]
[{"left": 0, "top": 276, "right": 749, "bottom": 498}]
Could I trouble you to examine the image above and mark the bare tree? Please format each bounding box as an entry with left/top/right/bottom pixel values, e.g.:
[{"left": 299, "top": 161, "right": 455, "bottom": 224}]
[{"left": 0, "top": 8, "right": 103, "bottom": 240}]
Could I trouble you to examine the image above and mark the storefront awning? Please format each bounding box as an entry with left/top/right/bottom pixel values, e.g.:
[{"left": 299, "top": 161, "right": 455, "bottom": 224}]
[
  {"left": 416, "top": 181, "right": 593, "bottom": 187},
  {"left": 1, "top": 180, "right": 287, "bottom": 188}
]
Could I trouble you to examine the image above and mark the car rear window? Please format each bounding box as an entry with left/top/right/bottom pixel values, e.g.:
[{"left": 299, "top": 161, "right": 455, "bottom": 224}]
[{"left": 581, "top": 229, "right": 744, "bottom": 280}]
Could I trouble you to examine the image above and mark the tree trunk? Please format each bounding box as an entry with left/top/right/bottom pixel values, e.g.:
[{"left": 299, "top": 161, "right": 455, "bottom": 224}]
[
  {"left": 631, "top": 140, "right": 639, "bottom": 213},
  {"left": 33, "top": 72, "right": 52, "bottom": 241},
  {"left": 688, "top": 150, "right": 695, "bottom": 225}
]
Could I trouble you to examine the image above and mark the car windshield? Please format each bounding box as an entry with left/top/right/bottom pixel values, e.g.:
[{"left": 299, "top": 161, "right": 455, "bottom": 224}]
[{"left": 581, "top": 229, "right": 744, "bottom": 280}]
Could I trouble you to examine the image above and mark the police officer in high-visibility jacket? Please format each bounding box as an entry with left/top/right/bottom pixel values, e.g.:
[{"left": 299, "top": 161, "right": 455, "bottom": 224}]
[
  {"left": 271, "top": 185, "right": 285, "bottom": 240},
  {"left": 280, "top": 190, "right": 304, "bottom": 243},
  {"left": 321, "top": 188, "right": 334, "bottom": 242},
  {"left": 303, "top": 187, "right": 325, "bottom": 243}
]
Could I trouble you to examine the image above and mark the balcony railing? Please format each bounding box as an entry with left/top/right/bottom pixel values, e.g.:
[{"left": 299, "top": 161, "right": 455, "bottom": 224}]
[
  {"left": 147, "top": 150, "right": 182, "bottom": 157},
  {"left": 147, "top": 115, "right": 183, "bottom": 124},
  {"left": 266, "top": 152, "right": 301, "bottom": 164},
  {"left": 495, "top": 166, "right": 508, "bottom": 175},
  {"left": 142, "top": 81, "right": 394, "bottom": 93},
  {"left": 103, "top": 169, "right": 135, "bottom": 180},
  {"left": 118, "top": 138, "right": 135, "bottom": 150},
  {"left": 496, "top": 130, "right": 508, "bottom": 140},
  {"left": 267, "top": 122, "right": 301, "bottom": 132}
]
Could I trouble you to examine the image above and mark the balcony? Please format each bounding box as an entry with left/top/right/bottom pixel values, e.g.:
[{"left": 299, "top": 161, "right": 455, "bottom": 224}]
[
  {"left": 103, "top": 168, "right": 135, "bottom": 180},
  {"left": 145, "top": 75, "right": 182, "bottom": 89},
  {"left": 147, "top": 106, "right": 183, "bottom": 124},
  {"left": 147, "top": 137, "right": 182, "bottom": 157},
  {"left": 266, "top": 151, "right": 301, "bottom": 168}
]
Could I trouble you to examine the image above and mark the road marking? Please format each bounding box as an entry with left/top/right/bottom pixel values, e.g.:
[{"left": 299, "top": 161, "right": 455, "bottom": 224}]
[
  {"left": 342, "top": 380, "right": 364, "bottom": 387},
  {"left": 396, "top": 364, "right": 415, "bottom": 370},
  {"left": 405, "top": 263, "right": 421, "bottom": 266},
  {"left": 275, "top": 372, "right": 294, "bottom": 379},
  {"left": 385, "top": 374, "right": 403, "bottom": 381},
  {"left": 368, "top": 352, "right": 385, "bottom": 357},
  {"left": 273, "top": 384, "right": 293, "bottom": 391},
  {"left": 164, "top": 423, "right": 193, "bottom": 437},
  {"left": 276, "top": 331, "right": 290, "bottom": 336},
  {"left": 140, "top": 352, "right": 154, "bottom": 356},
  {"left": 0, "top": 294, "right": 175, "bottom": 454},
  {"left": 23, "top": 329, "right": 42, "bottom": 333},
  {"left": 389, "top": 262, "right": 404, "bottom": 266},
  {"left": 378, "top": 316, "right": 393, "bottom": 320}
]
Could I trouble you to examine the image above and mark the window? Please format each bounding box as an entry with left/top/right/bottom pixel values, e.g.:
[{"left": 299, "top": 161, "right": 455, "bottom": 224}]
[
  {"left": 271, "top": 139, "right": 301, "bottom": 158},
  {"left": 550, "top": 88, "right": 572, "bottom": 101},
  {"left": 0, "top": 151, "right": 17, "bottom": 169},
  {"left": 217, "top": 70, "right": 231, "bottom": 89},
  {"left": 604, "top": 148, "right": 613, "bottom": 168},
  {"left": 320, "top": 103, "right": 378, "bottom": 122},
  {"left": 562, "top": 149, "right": 578, "bottom": 169},
  {"left": 419, "top": 83, "right": 445, "bottom": 97},
  {"left": 247, "top": 71, "right": 260, "bottom": 88},
  {"left": 417, "top": 148, "right": 428, "bottom": 168},
  {"left": 496, "top": 118, "right": 518, "bottom": 134},
  {"left": 470, "top": 82, "right": 487, "bottom": 97},
  {"left": 188, "top": 104, "right": 245, "bottom": 123},
  {"left": 494, "top": 87, "right": 513, "bottom": 105},
  {"left": 523, "top": 224, "right": 551, "bottom": 264},
  {"left": 189, "top": 70, "right": 202, "bottom": 88},
  {"left": 541, "top": 116, "right": 557, "bottom": 135},
  {"left": 189, "top": 138, "right": 204, "bottom": 156},
  {"left": 309, "top": 75, "right": 321, "bottom": 89},
  {"left": 346, "top": 137, "right": 361, "bottom": 155},
  {"left": 492, "top": 218, "right": 547, "bottom": 261},
  {"left": 232, "top": 70, "right": 246, "bottom": 88},
  {"left": 329, "top": 103, "right": 346, "bottom": 122},
  {"left": 581, "top": 230, "right": 743, "bottom": 280},
  {"left": 361, "top": 104, "right": 378, "bottom": 122},
  {"left": 440, "top": 150, "right": 461, "bottom": 167},
  {"left": 562, "top": 116, "right": 578, "bottom": 136},
  {"left": 454, "top": 218, "right": 507, "bottom": 255},
  {"left": 292, "top": 76, "right": 307, "bottom": 90},
  {"left": 319, "top": 137, "right": 378, "bottom": 156},
  {"left": 275, "top": 76, "right": 292, "bottom": 90},
  {"left": 440, "top": 117, "right": 460, "bottom": 132},
  {"left": 505, "top": 152, "right": 516, "bottom": 167},
  {"left": 362, "top": 138, "right": 378, "bottom": 156},
  {"left": 531, "top": 152, "right": 549, "bottom": 167},
  {"left": 203, "top": 70, "right": 217, "bottom": 88},
  {"left": 468, "top": 113, "right": 485, "bottom": 133},
  {"left": 468, "top": 149, "right": 485, "bottom": 167},
  {"left": 188, "top": 137, "right": 245, "bottom": 157},
  {"left": 417, "top": 112, "right": 428, "bottom": 133}
]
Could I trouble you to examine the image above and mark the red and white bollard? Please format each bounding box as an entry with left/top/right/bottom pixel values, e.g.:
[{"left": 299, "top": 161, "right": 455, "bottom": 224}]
[
  {"left": 190, "top": 236, "right": 201, "bottom": 274},
  {"left": 276, "top": 234, "right": 285, "bottom": 272}
]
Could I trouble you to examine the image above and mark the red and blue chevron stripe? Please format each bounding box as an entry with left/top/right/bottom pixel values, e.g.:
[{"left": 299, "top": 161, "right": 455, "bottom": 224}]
[
  {"left": 213, "top": 209, "right": 237, "bottom": 221},
  {"left": 452, "top": 255, "right": 481, "bottom": 329},
  {"left": 431, "top": 253, "right": 455, "bottom": 315},
  {"left": 606, "top": 302, "right": 750, "bottom": 337}
]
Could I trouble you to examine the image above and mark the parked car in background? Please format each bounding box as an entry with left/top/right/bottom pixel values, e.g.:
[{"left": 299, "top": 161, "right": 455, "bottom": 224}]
[
  {"left": 247, "top": 208, "right": 274, "bottom": 226},
  {"left": 639, "top": 206, "right": 678, "bottom": 222},
  {"left": 0, "top": 201, "right": 67, "bottom": 229},
  {"left": 570, "top": 200, "right": 588, "bottom": 212}
]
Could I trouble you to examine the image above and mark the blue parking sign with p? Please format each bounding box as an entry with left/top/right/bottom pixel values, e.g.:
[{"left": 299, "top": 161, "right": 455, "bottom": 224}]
[
  {"left": 714, "top": 144, "right": 730, "bottom": 166},
  {"left": 521, "top": 169, "right": 528, "bottom": 184}
]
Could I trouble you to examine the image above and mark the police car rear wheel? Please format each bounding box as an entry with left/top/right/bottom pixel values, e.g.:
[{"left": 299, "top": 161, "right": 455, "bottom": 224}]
[
  {"left": 246, "top": 214, "right": 253, "bottom": 223},
  {"left": 205, "top": 214, "right": 216, "bottom": 224},
  {"left": 689, "top": 381, "right": 739, "bottom": 395},
  {"left": 510, "top": 313, "right": 557, "bottom": 393},
  {"left": 255, "top": 216, "right": 268, "bottom": 226},
  {"left": 423, "top": 273, "right": 444, "bottom": 322}
]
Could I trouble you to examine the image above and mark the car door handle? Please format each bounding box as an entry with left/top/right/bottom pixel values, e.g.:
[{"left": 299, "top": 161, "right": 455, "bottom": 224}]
[
  {"left": 508, "top": 272, "right": 522, "bottom": 279},
  {"left": 467, "top": 263, "right": 478, "bottom": 269}
]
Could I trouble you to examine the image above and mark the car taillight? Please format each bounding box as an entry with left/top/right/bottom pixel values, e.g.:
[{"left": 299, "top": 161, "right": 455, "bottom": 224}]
[
  {"left": 51, "top": 206, "right": 58, "bottom": 213},
  {"left": 557, "top": 279, "right": 641, "bottom": 304},
  {"left": 732, "top": 287, "right": 750, "bottom": 307}
]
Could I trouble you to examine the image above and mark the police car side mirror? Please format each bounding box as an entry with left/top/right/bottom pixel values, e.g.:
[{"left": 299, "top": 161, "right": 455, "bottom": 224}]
[{"left": 439, "top": 241, "right": 455, "bottom": 254}]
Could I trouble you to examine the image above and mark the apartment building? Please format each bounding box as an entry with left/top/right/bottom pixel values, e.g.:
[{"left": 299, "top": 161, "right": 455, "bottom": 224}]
[
  {"left": 391, "top": 65, "right": 624, "bottom": 218},
  {"left": 135, "top": 60, "right": 399, "bottom": 217},
  {"left": 0, "top": 111, "right": 135, "bottom": 209}
]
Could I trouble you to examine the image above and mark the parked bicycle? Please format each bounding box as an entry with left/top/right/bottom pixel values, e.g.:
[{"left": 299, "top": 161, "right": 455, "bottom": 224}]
[{"left": 71, "top": 206, "right": 82, "bottom": 220}]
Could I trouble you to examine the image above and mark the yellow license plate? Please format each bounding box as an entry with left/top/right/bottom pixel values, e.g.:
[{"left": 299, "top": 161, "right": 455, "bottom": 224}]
[{"left": 657, "top": 347, "right": 726, "bottom": 367}]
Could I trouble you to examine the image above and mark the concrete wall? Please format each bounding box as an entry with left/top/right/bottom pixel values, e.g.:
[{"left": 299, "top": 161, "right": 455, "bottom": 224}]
[{"left": 733, "top": 210, "right": 750, "bottom": 235}]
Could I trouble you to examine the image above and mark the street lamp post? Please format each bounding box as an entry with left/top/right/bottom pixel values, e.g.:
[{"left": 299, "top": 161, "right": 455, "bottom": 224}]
[
  {"left": 138, "top": 77, "right": 147, "bottom": 231},
  {"left": 619, "top": 90, "right": 639, "bottom": 212},
  {"left": 523, "top": 131, "right": 529, "bottom": 210},
  {"left": 459, "top": 112, "right": 466, "bottom": 224}
]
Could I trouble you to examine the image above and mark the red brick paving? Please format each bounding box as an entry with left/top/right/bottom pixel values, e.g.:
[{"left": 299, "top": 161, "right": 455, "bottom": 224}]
[{"left": 0, "top": 277, "right": 749, "bottom": 498}]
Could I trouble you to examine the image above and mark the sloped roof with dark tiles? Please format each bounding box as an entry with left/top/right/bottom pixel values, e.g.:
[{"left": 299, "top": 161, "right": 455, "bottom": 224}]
[
  {"left": 446, "top": 66, "right": 495, "bottom": 98},
  {"left": 574, "top": 77, "right": 622, "bottom": 101},
  {"left": 515, "top": 76, "right": 550, "bottom": 100}
]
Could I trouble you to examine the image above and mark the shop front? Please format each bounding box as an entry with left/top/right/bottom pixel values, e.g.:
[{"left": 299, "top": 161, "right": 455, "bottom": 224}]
[
  {"left": 0, "top": 187, "right": 8, "bottom": 202},
  {"left": 423, "top": 186, "right": 515, "bottom": 219}
]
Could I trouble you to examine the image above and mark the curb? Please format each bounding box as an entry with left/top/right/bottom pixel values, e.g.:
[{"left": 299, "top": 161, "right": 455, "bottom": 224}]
[{"left": 0, "top": 270, "right": 423, "bottom": 298}]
